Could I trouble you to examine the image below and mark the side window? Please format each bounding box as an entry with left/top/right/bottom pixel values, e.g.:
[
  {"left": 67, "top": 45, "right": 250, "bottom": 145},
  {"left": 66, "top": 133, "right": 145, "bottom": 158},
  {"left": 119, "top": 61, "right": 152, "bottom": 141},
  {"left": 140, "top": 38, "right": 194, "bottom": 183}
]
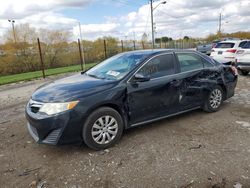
[
  {"left": 239, "top": 41, "right": 247, "bottom": 48},
  {"left": 176, "top": 53, "right": 204, "bottom": 72},
  {"left": 138, "top": 54, "right": 175, "bottom": 79},
  {"left": 242, "top": 41, "right": 250, "bottom": 49}
]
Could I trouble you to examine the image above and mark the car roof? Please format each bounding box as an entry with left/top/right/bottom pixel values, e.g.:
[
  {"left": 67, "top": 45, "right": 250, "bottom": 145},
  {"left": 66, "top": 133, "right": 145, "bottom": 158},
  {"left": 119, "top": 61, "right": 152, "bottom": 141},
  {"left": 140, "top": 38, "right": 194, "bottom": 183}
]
[
  {"left": 122, "top": 49, "right": 197, "bottom": 56},
  {"left": 218, "top": 40, "right": 238, "bottom": 43},
  {"left": 218, "top": 40, "right": 248, "bottom": 44}
]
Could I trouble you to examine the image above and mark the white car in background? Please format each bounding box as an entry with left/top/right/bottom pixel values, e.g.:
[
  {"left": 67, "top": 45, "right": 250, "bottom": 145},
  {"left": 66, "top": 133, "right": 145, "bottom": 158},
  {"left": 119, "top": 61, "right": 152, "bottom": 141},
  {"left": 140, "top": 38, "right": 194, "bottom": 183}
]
[
  {"left": 235, "top": 41, "right": 250, "bottom": 76},
  {"left": 210, "top": 40, "right": 248, "bottom": 63}
]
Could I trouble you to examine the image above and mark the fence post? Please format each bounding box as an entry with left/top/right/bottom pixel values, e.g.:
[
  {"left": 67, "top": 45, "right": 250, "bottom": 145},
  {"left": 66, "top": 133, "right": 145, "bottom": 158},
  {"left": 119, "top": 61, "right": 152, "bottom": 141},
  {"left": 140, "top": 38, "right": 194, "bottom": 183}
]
[
  {"left": 121, "top": 40, "right": 124, "bottom": 52},
  {"left": 78, "top": 39, "right": 84, "bottom": 71},
  {"left": 165, "top": 42, "right": 167, "bottom": 48},
  {"left": 142, "top": 41, "right": 145, "bottom": 49},
  {"left": 133, "top": 40, "right": 136, "bottom": 50},
  {"left": 104, "top": 39, "right": 107, "bottom": 59},
  {"left": 37, "top": 38, "right": 45, "bottom": 79}
]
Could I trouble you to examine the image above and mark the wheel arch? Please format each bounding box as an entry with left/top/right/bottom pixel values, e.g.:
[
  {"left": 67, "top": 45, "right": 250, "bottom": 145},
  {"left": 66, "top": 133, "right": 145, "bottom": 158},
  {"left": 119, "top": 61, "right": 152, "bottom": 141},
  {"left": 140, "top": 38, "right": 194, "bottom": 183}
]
[
  {"left": 83, "top": 102, "right": 129, "bottom": 130},
  {"left": 217, "top": 83, "right": 227, "bottom": 100}
]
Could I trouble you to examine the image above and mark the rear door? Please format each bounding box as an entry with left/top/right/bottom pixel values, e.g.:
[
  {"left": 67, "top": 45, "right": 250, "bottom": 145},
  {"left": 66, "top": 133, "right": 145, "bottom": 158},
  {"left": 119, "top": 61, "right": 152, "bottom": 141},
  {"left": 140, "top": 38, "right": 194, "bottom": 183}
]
[
  {"left": 175, "top": 52, "right": 217, "bottom": 110},
  {"left": 127, "top": 53, "right": 180, "bottom": 125}
]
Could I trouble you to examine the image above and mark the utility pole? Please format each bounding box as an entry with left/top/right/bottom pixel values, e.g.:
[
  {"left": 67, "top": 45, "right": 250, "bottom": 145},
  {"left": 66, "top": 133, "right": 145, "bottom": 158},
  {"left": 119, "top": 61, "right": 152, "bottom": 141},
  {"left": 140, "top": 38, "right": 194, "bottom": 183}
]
[
  {"left": 150, "top": 0, "right": 155, "bottom": 49},
  {"left": 8, "top": 19, "right": 17, "bottom": 43},
  {"left": 218, "top": 13, "right": 222, "bottom": 34},
  {"left": 78, "top": 22, "right": 85, "bottom": 71},
  {"left": 150, "top": 0, "right": 166, "bottom": 49}
]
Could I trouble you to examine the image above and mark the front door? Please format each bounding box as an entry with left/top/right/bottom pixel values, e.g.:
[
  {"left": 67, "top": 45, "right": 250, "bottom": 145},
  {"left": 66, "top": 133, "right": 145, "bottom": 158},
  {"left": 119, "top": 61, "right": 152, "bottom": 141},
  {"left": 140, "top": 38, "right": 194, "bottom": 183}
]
[{"left": 127, "top": 53, "right": 181, "bottom": 125}]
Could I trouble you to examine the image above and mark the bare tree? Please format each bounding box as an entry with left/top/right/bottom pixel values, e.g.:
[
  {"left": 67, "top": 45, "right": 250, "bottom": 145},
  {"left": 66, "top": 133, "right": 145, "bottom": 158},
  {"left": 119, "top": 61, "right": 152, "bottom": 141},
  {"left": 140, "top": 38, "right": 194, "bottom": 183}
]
[{"left": 38, "top": 29, "right": 71, "bottom": 67}]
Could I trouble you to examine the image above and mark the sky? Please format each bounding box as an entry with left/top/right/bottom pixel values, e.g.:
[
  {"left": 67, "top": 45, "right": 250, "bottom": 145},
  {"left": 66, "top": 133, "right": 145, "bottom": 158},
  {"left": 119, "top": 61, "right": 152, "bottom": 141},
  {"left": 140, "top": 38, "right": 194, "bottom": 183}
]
[{"left": 0, "top": 0, "right": 250, "bottom": 42}]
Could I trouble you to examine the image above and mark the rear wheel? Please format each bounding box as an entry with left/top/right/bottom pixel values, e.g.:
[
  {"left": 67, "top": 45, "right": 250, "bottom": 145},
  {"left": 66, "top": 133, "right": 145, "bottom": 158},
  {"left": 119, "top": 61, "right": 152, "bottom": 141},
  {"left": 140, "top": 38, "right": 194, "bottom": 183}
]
[
  {"left": 203, "top": 86, "right": 223, "bottom": 112},
  {"left": 238, "top": 69, "right": 249, "bottom": 76},
  {"left": 82, "top": 107, "right": 123, "bottom": 150}
]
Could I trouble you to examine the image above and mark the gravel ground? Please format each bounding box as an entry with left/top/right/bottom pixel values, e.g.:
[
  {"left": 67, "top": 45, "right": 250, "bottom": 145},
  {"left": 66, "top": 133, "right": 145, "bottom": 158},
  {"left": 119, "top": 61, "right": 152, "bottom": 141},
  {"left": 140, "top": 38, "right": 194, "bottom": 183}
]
[{"left": 0, "top": 73, "right": 250, "bottom": 188}]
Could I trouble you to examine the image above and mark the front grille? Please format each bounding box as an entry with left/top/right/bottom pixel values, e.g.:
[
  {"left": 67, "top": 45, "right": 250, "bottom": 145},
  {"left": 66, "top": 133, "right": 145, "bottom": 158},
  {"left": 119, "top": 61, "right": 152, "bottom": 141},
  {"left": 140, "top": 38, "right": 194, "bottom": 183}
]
[{"left": 43, "top": 129, "right": 61, "bottom": 144}]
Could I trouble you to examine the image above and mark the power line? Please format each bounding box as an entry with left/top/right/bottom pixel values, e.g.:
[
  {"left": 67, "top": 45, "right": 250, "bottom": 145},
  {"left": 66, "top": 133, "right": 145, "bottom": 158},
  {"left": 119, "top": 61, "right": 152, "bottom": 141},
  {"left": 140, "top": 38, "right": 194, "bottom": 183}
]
[{"left": 110, "top": 0, "right": 142, "bottom": 8}]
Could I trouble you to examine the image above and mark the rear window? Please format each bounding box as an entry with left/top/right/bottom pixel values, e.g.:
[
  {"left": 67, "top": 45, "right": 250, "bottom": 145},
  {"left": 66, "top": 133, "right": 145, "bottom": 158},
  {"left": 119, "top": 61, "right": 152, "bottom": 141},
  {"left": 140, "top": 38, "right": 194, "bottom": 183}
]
[
  {"left": 215, "top": 42, "right": 235, "bottom": 48},
  {"left": 242, "top": 41, "right": 250, "bottom": 49}
]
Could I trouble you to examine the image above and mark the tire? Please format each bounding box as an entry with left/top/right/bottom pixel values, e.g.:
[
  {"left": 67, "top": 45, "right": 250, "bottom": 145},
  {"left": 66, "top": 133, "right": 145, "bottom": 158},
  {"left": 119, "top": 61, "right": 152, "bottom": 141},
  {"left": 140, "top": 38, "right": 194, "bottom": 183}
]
[
  {"left": 203, "top": 85, "right": 224, "bottom": 113},
  {"left": 82, "top": 107, "right": 124, "bottom": 150},
  {"left": 238, "top": 69, "right": 249, "bottom": 76}
]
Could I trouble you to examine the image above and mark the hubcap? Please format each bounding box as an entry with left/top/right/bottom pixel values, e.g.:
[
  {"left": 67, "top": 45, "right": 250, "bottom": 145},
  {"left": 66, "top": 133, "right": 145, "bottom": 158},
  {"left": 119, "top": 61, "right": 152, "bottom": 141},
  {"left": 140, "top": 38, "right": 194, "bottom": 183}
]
[
  {"left": 209, "top": 89, "right": 222, "bottom": 109},
  {"left": 91, "top": 115, "right": 118, "bottom": 145}
]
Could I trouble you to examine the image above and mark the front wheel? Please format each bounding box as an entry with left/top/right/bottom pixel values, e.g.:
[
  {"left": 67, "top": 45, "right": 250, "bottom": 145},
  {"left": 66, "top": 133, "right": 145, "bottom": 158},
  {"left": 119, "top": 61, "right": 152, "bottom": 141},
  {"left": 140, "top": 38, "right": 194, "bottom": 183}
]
[
  {"left": 203, "top": 86, "right": 224, "bottom": 112},
  {"left": 82, "top": 107, "right": 124, "bottom": 150}
]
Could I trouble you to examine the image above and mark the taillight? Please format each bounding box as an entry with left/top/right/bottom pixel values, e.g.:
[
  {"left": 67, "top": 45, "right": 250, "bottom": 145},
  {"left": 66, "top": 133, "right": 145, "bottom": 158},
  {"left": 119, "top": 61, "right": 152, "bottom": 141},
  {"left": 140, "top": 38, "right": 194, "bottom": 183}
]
[
  {"left": 226, "top": 49, "right": 237, "bottom": 53},
  {"left": 236, "top": 50, "right": 245, "bottom": 54}
]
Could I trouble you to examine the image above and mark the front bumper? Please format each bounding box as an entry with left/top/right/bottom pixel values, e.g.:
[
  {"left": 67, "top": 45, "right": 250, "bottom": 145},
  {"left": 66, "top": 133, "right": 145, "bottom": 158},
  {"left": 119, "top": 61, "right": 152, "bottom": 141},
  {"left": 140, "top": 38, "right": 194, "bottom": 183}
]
[
  {"left": 27, "top": 122, "right": 63, "bottom": 145},
  {"left": 25, "top": 104, "right": 84, "bottom": 145},
  {"left": 237, "top": 62, "right": 250, "bottom": 71}
]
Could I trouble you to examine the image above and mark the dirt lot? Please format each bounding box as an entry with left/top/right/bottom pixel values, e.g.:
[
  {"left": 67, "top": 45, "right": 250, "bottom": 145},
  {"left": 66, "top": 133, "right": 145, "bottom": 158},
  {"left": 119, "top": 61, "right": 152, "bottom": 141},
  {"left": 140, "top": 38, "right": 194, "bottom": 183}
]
[{"left": 0, "top": 73, "right": 250, "bottom": 188}]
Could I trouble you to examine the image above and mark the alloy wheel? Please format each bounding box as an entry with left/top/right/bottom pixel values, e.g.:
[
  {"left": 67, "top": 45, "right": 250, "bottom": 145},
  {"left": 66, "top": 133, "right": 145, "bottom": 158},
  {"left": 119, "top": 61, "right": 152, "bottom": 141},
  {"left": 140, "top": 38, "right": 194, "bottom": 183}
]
[{"left": 209, "top": 89, "right": 222, "bottom": 109}]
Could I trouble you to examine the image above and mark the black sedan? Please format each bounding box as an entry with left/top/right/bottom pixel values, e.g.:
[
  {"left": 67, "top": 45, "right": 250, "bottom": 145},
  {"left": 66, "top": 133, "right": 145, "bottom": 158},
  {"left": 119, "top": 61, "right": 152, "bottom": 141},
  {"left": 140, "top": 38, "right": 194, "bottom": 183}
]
[{"left": 25, "top": 49, "right": 237, "bottom": 150}]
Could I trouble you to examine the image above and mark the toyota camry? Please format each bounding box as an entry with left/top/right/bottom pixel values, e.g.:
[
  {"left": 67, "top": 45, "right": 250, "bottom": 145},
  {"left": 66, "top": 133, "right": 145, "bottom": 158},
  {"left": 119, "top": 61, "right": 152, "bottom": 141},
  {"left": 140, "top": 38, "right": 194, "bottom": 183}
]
[{"left": 25, "top": 49, "right": 237, "bottom": 150}]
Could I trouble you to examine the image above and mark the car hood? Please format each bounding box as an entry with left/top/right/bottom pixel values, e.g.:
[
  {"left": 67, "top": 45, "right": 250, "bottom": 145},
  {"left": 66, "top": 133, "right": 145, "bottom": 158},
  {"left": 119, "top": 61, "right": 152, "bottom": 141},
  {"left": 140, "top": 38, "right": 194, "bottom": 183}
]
[{"left": 31, "top": 73, "right": 118, "bottom": 102}]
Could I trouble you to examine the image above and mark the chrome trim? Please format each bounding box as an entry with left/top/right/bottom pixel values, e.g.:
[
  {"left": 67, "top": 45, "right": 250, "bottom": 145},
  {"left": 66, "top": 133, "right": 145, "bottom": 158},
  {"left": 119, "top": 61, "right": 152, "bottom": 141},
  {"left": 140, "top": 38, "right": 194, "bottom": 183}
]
[
  {"left": 27, "top": 123, "right": 39, "bottom": 142},
  {"left": 29, "top": 99, "right": 44, "bottom": 108},
  {"left": 130, "top": 107, "right": 200, "bottom": 127}
]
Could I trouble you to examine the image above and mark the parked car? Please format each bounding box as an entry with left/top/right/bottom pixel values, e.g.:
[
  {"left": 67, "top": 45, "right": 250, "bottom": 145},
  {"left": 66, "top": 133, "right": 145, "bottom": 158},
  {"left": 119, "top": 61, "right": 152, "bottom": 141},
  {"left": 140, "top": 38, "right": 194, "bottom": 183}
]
[
  {"left": 25, "top": 49, "right": 238, "bottom": 150},
  {"left": 196, "top": 44, "right": 213, "bottom": 55},
  {"left": 196, "top": 40, "right": 220, "bottom": 56},
  {"left": 235, "top": 40, "right": 250, "bottom": 76},
  {"left": 210, "top": 40, "right": 248, "bottom": 63}
]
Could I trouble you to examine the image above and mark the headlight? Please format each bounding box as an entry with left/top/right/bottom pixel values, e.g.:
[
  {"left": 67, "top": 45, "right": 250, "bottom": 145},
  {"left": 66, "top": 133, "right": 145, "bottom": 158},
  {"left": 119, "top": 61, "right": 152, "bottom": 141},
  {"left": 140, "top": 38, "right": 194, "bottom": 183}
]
[{"left": 39, "top": 101, "right": 79, "bottom": 115}]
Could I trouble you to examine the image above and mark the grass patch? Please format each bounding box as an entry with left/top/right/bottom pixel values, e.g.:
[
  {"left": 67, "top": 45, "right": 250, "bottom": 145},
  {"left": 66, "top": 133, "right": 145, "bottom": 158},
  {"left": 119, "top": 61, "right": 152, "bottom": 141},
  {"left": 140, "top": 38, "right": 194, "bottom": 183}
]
[{"left": 0, "top": 63, "right": 97, "bottom": 85}]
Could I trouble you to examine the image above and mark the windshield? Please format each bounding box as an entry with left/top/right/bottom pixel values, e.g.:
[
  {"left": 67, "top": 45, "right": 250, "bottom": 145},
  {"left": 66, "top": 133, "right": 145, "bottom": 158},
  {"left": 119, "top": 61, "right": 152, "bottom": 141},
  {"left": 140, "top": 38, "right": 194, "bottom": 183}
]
[{"left": 86, "top": 53, "right": 149, "bottom": 80}]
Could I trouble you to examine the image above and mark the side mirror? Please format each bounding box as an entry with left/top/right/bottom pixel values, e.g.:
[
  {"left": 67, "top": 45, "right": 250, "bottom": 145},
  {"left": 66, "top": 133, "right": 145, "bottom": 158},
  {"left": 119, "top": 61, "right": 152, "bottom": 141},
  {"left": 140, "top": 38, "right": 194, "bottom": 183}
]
[{"left": 133, "top": 73, "right": 150, "bottom": 82}]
